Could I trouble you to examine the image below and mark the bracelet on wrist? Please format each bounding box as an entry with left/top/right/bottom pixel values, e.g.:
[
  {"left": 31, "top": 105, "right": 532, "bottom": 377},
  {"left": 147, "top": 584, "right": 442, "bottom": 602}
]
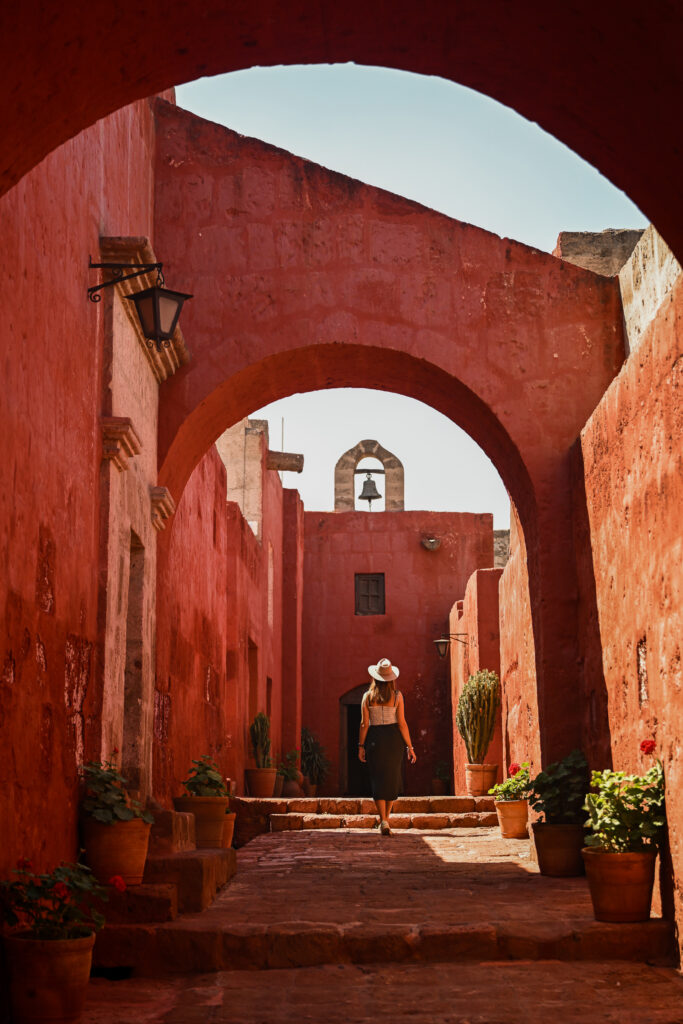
[{"left": 358, "top": 744, "right": 365, "bottom": 748}]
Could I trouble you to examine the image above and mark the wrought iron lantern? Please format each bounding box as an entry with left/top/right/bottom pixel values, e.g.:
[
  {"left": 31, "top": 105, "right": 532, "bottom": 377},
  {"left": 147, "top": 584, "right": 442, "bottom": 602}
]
[
  {"left": 433, "top": 634, "right": 469, "bottom": 658},
  {"left": 88, "top": 259, "right": 192, "bottom": 351}
]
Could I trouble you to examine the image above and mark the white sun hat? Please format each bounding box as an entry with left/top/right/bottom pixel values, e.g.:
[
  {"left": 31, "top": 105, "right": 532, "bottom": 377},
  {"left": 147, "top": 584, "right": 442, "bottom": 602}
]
[{"left": 368, "top": 658, "right": 400, "bottom": 682}]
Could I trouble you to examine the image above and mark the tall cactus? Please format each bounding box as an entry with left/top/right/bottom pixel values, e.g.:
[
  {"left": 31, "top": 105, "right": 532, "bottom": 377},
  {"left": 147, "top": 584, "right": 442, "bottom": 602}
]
[
  {"left": 456, "top": 669, "right": 500, "bottom": 764},
  {"left": 249, "top": 711, "right": 271, "bottom": 768}
]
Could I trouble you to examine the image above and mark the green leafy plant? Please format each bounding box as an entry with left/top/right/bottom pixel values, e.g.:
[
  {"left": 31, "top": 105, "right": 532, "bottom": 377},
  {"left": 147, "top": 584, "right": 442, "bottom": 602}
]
[
  {"left": 182, "top": 755, "right": 228, "bottom": 797},
  {"left": 530, "top": 749, "right": 589, "bottom": 824},
  {"left": 489, "top": 761, "right": 532, "bottom": 801},
  {"left": 0, "top": 860, "right": 109, "bottom": 940},
  {"left": 434, "top": 761, "right": 451, "bottom": 783},
  {"left": 278, "top": 749, "right": 300, "bottom": 782},
  {"left": 584, "top": 754, "right": 665, "bottom": 853},
  {"left": 456, "top": 669, "right": 500, "bottom": 764},
  {"left": 301, "top": 728, "right": 330, "bottom": 786},
  {"left": 81, "top": 760, "right": 154, "bottom": 825},
  {"left": 249, "top": 712, "right": 272, "bottom": 768}
]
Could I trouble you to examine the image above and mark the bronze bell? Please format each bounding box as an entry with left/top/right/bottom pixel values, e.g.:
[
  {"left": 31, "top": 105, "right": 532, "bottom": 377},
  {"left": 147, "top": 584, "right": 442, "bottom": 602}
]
[{"left": 358, "top": 472, "right": 381, "bottom": 508}]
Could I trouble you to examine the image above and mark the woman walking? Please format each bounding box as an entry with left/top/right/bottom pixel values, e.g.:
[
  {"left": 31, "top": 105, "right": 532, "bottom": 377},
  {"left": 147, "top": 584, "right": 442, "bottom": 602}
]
[{"left": 358, "top": 658, "right": 416, "bottom": 835}]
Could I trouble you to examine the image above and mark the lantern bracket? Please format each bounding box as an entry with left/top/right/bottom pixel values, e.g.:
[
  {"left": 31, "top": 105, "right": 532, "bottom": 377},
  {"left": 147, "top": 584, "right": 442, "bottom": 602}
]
[
  {"left": 87, "top": 259, "right": 164, "bottom": 302},
  {"left": 433, "top": 633, "right": 469, "bottom": 658}
]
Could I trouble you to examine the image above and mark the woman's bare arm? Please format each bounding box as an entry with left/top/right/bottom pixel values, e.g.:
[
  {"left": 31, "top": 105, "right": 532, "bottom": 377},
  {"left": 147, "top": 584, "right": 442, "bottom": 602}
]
[
  {"left": 397, "top": 693, "right": 416, "bottom": 763},
  {"left": 358, "top": 694, "right": 369, "bottom": 762}
]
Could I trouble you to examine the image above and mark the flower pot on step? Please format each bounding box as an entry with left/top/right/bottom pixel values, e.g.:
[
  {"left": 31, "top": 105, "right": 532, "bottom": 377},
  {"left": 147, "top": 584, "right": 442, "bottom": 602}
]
[
  {"left": 4, "top": 930, "right": 95, "bottom": 1024},
  {"left": 173, "top": 795, "right": 230, "bottom": 848},
  {"left": 244, "top": 767, "right": 277, "bottom": 798},
  {"left": 222, "top": 811, "right": 236, "bottom": 848},
  {"left": 81, "top": 817, "right": 151, "bottom": 885},
  {"left": 532, "top": 822, "right": 586, "bottom": 876},
  {"left": 465, "top": 763, "right": 498, "bottom": 796},
  {"left": 273, "top": 773, "right": 284, "bottom": 797},
  {"left": 494, "top": 798, "right": 528, "bottom": 838},
  {"left": 582, "top": 847, "right": 657, "bottom": 922}
]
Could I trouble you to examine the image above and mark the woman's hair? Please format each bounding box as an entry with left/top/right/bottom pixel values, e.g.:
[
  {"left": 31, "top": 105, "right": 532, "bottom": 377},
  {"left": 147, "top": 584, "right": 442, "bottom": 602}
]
[{"left": 366, "top": 677, "right": 396, "bottom": 705}]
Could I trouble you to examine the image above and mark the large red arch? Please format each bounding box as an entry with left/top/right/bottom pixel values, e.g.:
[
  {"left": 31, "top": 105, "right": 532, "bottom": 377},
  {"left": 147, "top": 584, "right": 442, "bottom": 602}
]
[
  {"left": 153, "top": 100, "right": 625, "bottom": 764},
  {"left": 3, "top": 2, "right": 682, "bottom": 258}
]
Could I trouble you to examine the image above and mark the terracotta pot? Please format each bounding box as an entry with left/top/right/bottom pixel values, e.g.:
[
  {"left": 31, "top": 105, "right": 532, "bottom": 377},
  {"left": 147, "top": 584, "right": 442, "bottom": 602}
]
[
  {"left": 5, "top": 930, "right": 95, "bottom": 1024},
  {"left": 532, "top": 822, "right": 586, "bottom": 876},
  {"left": 494, "top": 798, "right": 529, "bottom": 838},
  {"left": 82, "top": 817, "right": 151, "bottom": 885},
  {"left": 303, "top": 781, "right": 318, "bottom": 797},
  {"left": 282, "top": 778, "right": 303, "bottom": 798},
  {"left": 244, "top": 767, "right": 277, "bottom": 798},
  {"left": 173, "top": 795, "right": 230, "bottom": 848},
  {"left": 465, "top": 763, "right": 498, "bottom": 796},
  {"left": 222, "top": 811, "right": 236, "bottom": 848},
  {"left": 582, "top": 847, "right": 657, "bottom": 922},
  {"left": 273, "top": 773, "right": 284, "bottom": 797},
  {"left": 431, "top": 778, "right": 447, "bottom": 796}
]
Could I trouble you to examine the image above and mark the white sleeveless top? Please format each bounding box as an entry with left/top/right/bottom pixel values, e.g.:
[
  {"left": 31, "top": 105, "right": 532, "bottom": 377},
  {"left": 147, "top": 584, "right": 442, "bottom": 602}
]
[{"left": 366, "top": 691, "right": 400, "bottom": 725}]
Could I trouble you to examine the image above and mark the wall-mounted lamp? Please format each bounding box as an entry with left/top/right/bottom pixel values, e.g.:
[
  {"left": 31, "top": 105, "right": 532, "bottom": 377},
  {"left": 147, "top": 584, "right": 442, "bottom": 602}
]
[
  {"left": 433, "top": 633, "right": 469, "bottom": 658},
  {"left": 88, "top": 259, "right": 192, "bottom": 352},
  {"left": 421, "top": 536, "right": 441, "bottom": 551}
]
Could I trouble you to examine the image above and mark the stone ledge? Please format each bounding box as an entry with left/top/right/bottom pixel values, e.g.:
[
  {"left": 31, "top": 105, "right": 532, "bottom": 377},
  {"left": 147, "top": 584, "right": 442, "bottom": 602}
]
[
  {"left": 101, "top": 416, "right": 142, "bottom": 471},
  {"left": 143, "top": 849, "right": 236, "bottom": 913}
]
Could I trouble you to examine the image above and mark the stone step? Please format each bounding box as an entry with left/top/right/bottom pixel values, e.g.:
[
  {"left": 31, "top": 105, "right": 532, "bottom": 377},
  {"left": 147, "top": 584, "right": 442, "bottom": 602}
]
[
  {"left": 99, "top": 883, "right": 178, "bottom": 924},
  {"left": 142, "top": 849, "right": 237, "bottom": 913},
  {"left": 270, "top": 811, "right": 499, "bottom": 831},
  {"left": 91, "top": 915, "right": 675, "bottom": 975}
]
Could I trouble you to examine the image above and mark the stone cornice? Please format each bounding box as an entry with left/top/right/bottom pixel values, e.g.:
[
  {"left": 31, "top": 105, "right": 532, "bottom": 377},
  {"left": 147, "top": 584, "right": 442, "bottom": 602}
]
[
  {"left": 99, "top": 236, "right": 190, "bottom": 383},
  {"left": 150, "top": 486, "right": 176, "bottom": 531},
  {"left": 266, "top": 450, "right": 304, "bottom": 473},
  {"left": 101, "top": 416, "right": 142, "bottom": 471}
]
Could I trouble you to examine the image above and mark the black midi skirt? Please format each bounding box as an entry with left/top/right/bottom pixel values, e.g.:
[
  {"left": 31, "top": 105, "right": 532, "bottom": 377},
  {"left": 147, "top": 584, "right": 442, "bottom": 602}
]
[{"left": 366, "top": 723, "right": 405, "bottom": 801}]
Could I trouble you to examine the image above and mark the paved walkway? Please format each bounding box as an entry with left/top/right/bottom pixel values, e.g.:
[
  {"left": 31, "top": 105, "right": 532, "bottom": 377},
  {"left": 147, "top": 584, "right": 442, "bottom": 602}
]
[{"left": 83, "top": 828, "right": 683, "bottom": 1023}]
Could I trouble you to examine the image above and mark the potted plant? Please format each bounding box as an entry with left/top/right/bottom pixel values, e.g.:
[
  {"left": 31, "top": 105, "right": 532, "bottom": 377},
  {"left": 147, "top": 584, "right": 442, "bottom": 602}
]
[
  {"left": 173, "top": 755, "right": 230, "bottom": 848},
  {"left": 278, "top": 749, "right": 304, "bottom": 797},
  {"left": 80, "top": 758, "right": 154, "bottom": 884},
  {"left": 529, "top": 749, "right": 589, "bottom": 876},
  {"left": 431, "top": 761, "right": 451, "bottom": 796},
  {"left": 489, "top": 761, "right": 532, "bottom": 837},
  {"left": 245, "top": 712, "right": 277, "bottom": 797},
  {"left": 582, "top": 740, "right": 665, "bottom": 922},
  {"left": 0, "top": 859, "right": 111, "bottom": 1023},
  {"left": 301, "top": 728, "right": 330, "bottom": 797},
  {"left": 456, "top": 669, "right": 501, "bottom": 795}
]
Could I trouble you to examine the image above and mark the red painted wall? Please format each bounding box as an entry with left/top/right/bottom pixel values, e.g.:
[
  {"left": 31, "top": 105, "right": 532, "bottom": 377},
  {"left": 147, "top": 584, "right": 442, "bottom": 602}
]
[
  {"left": 449, "top": 568, "right": 504, "bottom": 793},
  {"left": 578, "top": 277, "right": 683, "bottom": 953},
  {"left": 302, "top": 510, "right": 493, "bottom": 795},
  {"left": 281, "top": 489, "right": 304, "bottom": 756},
  {"left": 0, "top": 98, "right": 158, "bottom": 875}
]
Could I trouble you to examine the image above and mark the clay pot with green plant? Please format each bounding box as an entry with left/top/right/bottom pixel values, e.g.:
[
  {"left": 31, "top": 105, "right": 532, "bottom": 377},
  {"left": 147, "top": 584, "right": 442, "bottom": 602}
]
[
  {"left": 173, "top": 755, "right": 230, "bottom": 848},
  {"left": 278, "top": 749, "right": 304, "bottom": 797},
  {"left": 431, "top": 761, "right": 451, "bottom": 796},
  {"left": 489, "top": 762, "right": 532, "bottom": 837},
  {"left": 301, "top": 728, "right": 330, "bottom": 797},
  {"left": 80, "top": 758, "right": 154, "bottom": 884},
  {"left": 245, "top": 712, "right": 277, "bottom": 797},
  {"left": 456, "top": 669, "right": 500, "bottom": 795},
  {"left": 0, "top": 859, "right": 111, "bottom": 1024},
  {"left": 529, "top": 749, "right": 589, "bottom": 876},
  {"left": 582, "top": 740, "right": 665, "bottom": 922}
]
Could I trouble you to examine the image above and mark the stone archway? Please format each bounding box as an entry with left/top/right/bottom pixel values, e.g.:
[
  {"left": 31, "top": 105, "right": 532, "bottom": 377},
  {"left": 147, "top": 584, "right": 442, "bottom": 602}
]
[
  {"left": 2, "top": 3, "right": 683, "bottom": 263},
  {"left": 149, "top": 100, "right": 626, "bottom": 766},
  {"left": 334, "top": 441, "right": 404, "bottom": 512}
]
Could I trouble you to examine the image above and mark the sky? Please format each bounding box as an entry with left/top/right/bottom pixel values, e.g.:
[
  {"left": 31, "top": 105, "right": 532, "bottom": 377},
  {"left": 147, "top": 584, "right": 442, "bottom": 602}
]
[{"left": 177, "top": 65, "right": 646, "bottom": 527}]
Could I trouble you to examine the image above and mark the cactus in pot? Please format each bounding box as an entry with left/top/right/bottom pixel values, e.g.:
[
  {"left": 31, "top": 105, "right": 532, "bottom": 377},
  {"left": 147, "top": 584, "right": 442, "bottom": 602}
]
[
  {"left": 456, "top": 669, "right": 501, "bottom": 795},
  {"left": 245, "top": 712, "right": 276, "bottom": 797}
]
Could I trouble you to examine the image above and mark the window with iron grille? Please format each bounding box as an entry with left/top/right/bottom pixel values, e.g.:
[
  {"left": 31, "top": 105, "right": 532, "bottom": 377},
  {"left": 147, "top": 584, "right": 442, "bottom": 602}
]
[{"left": 355, "top": 573, "right": 385, "bottom": 615}]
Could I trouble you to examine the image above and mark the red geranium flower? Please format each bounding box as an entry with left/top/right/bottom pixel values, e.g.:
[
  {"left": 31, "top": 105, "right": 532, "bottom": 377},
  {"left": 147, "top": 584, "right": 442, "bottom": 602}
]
[
  {"left": 16, "top": 857, "right": 34, "bottom": 871},
  {"left": 53, "top": 882, "right": 70, "bottom": 900},
  {"left": 508, "top": 763, "right": 520, "bottom": 776},
  {"left": 640, "top": 739, "right": 656, "bottom": 756},
  {"left": 112, "top": 747, "right": 119, "bottom": 756},
  {"left": 108, "top": 875, "right": 127, "bottom": 893}
]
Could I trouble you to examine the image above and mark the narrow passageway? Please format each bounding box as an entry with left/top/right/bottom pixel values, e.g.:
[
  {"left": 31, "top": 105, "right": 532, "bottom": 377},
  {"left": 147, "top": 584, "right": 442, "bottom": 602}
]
[{"left": 84, "top": 827, "right": 683, "bottom": 1023}]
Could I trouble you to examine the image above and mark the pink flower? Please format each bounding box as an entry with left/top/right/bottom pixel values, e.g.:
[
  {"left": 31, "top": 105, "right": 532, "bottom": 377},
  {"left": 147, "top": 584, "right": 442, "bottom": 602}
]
[
  {"left": 53, "top": 882, "right": 69, "bottom": 900},
  {"left": 640, "top": 739, "right": 656, "bottom": 756},
  {"left": 16, "top": 858, "right": 34, "bottom": 871},
  {"left": 508, "top": 763, "right": 520, "bottom": 777},
  {"left": 108, "top": 875, "right": 127, "bottom": 893}
]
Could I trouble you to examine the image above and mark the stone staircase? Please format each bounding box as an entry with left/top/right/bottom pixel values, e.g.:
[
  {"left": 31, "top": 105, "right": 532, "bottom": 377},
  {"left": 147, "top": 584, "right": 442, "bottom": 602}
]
[{"left": 231, "top": 795, "right": 498, "bottom": 846}]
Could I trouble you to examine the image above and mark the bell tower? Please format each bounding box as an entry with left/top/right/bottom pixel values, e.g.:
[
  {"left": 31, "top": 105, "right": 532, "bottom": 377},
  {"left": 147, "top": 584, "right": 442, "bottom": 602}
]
[{"left": 334, "top": 440, "right": 404, "bottom": 512}]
